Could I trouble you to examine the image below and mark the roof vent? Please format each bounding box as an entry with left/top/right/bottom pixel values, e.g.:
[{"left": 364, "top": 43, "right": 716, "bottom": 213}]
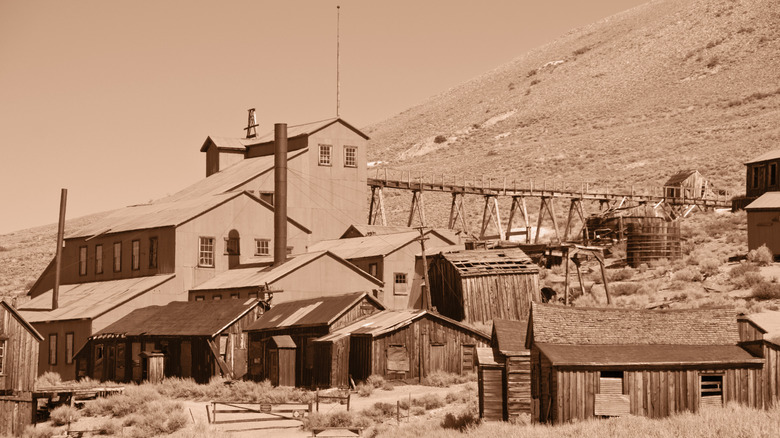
[{"left": 244, "top": 108, "right": 259, "bottom": 139}]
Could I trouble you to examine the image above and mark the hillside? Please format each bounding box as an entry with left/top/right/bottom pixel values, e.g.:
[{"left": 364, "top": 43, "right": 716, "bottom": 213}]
[{"left": 366, "top": 0, "right": 780, "bottom": 198}]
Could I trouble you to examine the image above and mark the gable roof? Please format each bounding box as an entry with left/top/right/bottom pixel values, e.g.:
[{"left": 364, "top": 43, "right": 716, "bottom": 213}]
[
  {"left": 245, "top": 292, "right": 384, "bottom": 332},
  {"left": 492, "top": 319, "right": 528, "bottom": 355},
  {"left": 664, "top": 169, "right": 699, "bottom": 186},
  {"left": 67, "top": 191, "right": 309, "bottom": 239},
  {"left": 18, "top": 275, "right": 176, "bottom": 323},
  {"left": 527, "top": 303, "right": 740, "bottom": 347},
  {"left": 92, "top": 298, "right": 261, "bottom": 338},
  {"left": 163, "top": 148, "right": 308, "bottom": 202},
  {"left": 191, "top": 251, "right": 383, "bottom": 291},
  {"left": 745, "top": 192, "right": 780, "bottom": 210},
  {"left": 315, "top": 309, "right": 490, "bottom": 343},
  {"left": 309, "top": 230, "right": 454, "bottom": 260},
  {"left": 740, "top": 311, "right": 780, "bottom": 346},
  {"left": 200, "top": 118, "right": 369, "bottom": 152},
  {"left": 536, "top": 344, "right": 762, "bottom": 368},
  {"left": 746, "top": 149, "right": 780, "bottom": 165},
  {"left": 340, "top": 224, "right": 420, "bottom": 238},
  {"left": 1, "top": 301, "right": 44, "bottom": 341},
  {"left": 439, "top": 248, "right": 538, "bottom": 277}
]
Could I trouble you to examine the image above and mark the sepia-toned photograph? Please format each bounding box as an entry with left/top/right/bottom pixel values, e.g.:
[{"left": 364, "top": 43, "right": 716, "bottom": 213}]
[{"left": 1, "top": 0, "right": 779, "bottom": 436}]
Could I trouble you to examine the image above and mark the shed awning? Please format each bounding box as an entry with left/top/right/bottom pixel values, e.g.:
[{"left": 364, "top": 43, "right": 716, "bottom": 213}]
[
  {"left": 536, "top": 343, "right": 763, "bottom": 368},
  {"left": 271, "top": 335, "right": 296, "bottom": 349}
]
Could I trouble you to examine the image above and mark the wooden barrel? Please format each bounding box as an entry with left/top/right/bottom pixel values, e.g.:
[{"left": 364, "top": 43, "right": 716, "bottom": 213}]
[{"left": 626, "top": 221, "right": 681, "bottom": 267}]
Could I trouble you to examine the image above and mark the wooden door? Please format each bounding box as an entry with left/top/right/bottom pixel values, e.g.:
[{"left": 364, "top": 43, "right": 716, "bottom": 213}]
[
  {"left": 479, "top": 367, "right": 505, "bottom": 421},
  {"left": 181, "top": 341, "right": 192, "bottom": 378},
  {"left": 430, "top": 344, "right": 445, "bottom": 373},
  {"left": 131, "top": 342, "right": 141, "bottom": 382},
  {"left": 349, "top": 336, "right": 372, "bottom": 383},
  {"left": 269, "top": 349, "right": 279, "bottom": 386},
  {"left": 461, "top": 345, "right": 475, "bottom": 374}
]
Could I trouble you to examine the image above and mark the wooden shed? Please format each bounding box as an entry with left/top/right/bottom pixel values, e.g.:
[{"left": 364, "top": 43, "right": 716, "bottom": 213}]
[
  {"left": 527, "top": 303, "right": 766, "bottom": 424},
  {"left": 268, "top": 335, "right": 297, "bottom": 387},
  {"left": 0, "top": 301, "right": 43, "bottom": 436},
  {"left": 314, "top": 310, "right": 490, "bottom": 386},
  {"left": 738, "top": 311, "right": 780, "bottom": 406},
  {"left": 427, "top": 248, "right": 540, "bottom": 325},
  {"left": 663, "top": 170, "right": 710, "bottom": 200},
  {"left": 245, "top": 292, "right": 384, "bottom": 387},
  {"left": 476, "top": 319, "right": 531, "bottom": 421},
  {"left": 77, "top": 298, "right": 263, "bottom": 383},
  {"left": 745, "top": 193, "right": 780, "bottom": 259}
]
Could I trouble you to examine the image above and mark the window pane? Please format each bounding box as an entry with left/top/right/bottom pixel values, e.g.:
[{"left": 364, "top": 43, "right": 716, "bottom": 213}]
[
  {"left": 255, "top": 239, "right": 270, "bottom": 256},
  {"left": 95, "top": 245, "right": 103, "bottom": 274},
  {"left": 132, "top": 240, "right": 140, "bottom": 270},
  {"left": 318, "top": 144, "right": 332, "bottom": 165},
  {"left": 79, "top": 246, "right": 87, "bottom": 276},
  {"left": 149, "top": 237, "right": 158, "bottom": 268},
  {"left": 114, "top": 242, "right": 122, "bottom": 272},
  {"left": 344, "top": 146, "right": 357, "bottom": 167},
  {"left": 66, "top": 333, "right": 74, "bottom": 364},
  {"left": 199, "top": 237, "right": 215, "bottom": 267}
]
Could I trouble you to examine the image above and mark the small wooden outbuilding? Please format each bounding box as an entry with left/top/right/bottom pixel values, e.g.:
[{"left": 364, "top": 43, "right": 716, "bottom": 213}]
[
  {"left": 476, "top": 319, "right": 531, "bottom": 421},
  {"left": 745, "top": 193, "right": 780, "bottom": 259},
  {"left": 267, "top": 335, "right": 297, "bottom": 387},
  {"left": 663, "top": 170, "right": 710, "bottom": 200},
  {"left": 738, "top": 311, "right": 780, "bottom": 405},
  {"left": 527, "top": 303, "right": 765, "bottom": 424},
  {"left": 744, "top": 149, "right": 780, "bottom": 199},
  {"left": 0, "top": 301, "right": 44, "bottom": 436},
  {"left": 77, "top": 299, "right": 263, "bottom": 383},
  {"left": 426, "top": 248, "right": 540, "bottom": 325},
  {"left": 314, "top": 310, "right": 490, "bottom": 386},
  {"left": 245, "top": 292, "right": 384, "bottom": 387}
]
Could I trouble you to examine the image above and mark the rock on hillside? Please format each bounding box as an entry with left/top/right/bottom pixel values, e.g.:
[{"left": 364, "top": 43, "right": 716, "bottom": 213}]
[{"left": 366, "top": 0, "right": 780, "bottom": 195}]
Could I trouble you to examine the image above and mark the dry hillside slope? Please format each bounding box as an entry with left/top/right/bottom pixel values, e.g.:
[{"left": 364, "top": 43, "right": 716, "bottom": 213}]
[{"left": 366, "top": 0, "right": 780, "bottom": 195}]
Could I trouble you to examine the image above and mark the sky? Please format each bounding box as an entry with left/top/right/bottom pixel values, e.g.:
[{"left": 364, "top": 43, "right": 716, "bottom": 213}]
[{"left": 0, "top": 0, "right": 649, "bottom": 234}]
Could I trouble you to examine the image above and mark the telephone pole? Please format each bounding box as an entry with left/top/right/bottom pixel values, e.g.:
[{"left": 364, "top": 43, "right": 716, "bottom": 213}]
[{"left": 415, "top": 227, "right": 433, "bottom": 311}]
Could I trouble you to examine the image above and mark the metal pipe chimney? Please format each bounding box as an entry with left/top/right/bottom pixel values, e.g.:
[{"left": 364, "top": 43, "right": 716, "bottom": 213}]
[
  {"left": 53, "top": 188, "right": 67, "bottom": 310},
  {"left": 273, "top": 123, "right": 288, "bottom": 266}
]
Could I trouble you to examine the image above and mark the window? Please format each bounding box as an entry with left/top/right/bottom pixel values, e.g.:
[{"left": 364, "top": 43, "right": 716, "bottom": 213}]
[
  {"left": 66, "top": 332, "right": 74, "bottom": 364},
  {"left": 149, "top": 237, "right": 158, "bottom": 269},
  {"left": 79, "top": 246, "right": 87, "bottom": 276},
  {"left": 700, "top": 374, "right": 723, "bottom": 407},
  {"left": 595, "top": 370, "right": 629, "bottom": 417},
  {"left": 131, "top": 240, "right": 140, "bottom": 270},
  {"left": 255, "top": 239, "right": 270, "bottom": 256},
  {"left": 230, "top": 293, "right": 240, "bottom": 299},
  {"left": 199, "top": 237, "right": 215, "bottom": 267},
  {"left": 248, "top": 292, "right": 258, "bottom": 299},
  {"left": 386, "top": 345, "right": 409, "bottom": 372},
  {"left": 344, "top": 146, "right": 357, "bottom": 167},
  {"left": 752, "top": 166, "right": 760, "bottom": 188},
  {"left": 95, "top": 244, "right": 103, "bottom": 274},
  {"left": 194, "top": 295, "right": 205, "bottom": 302},
  {"left": 393, "top": 272, "right": 408, "bottom": 295},
  {"left": 770, "top": 163, "right": 778, "bottom": 187},
  {"left": 318, "top": 144, "right": 332, "bottom": 166},
  {"left": 0, "top": 339, "right": 6, "bottom": 375},
  {"left": 225, "top": 236, "right": 240, "bottom": 255},
  {"left": 113, "top": 242, "right": 122, "bottom": 272},
  {"left": 49, "top": 334, "right": 58, "bottom": 365},
  {"left": 213, "top": 295, "right": 222, "bottom": 300},
  {"left": 369, "top": 263, "right": 378, "bottom": 279}
]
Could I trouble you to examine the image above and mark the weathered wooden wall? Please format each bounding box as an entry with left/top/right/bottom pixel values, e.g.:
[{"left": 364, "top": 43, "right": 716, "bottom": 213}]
[
  {"left": 478, "top": 366, "right": 504, "bottom": 421},
  {"left": 506, "top": 354, "right": 531, "bottom": 417},
  {"left": 0, "top": 397, "right": 33, "bottom": 437},
  {"left": 429, "top": 259, "right": 540, "bottom": 325},
  {"left": 541, "top": 366, "right": 766, "bottom": 424},
  {"left": 738, "top": 319, "right": 780, "bottom": 407},
  {"left": 0, "top": 307, "right": 39, "bottom": 394}
]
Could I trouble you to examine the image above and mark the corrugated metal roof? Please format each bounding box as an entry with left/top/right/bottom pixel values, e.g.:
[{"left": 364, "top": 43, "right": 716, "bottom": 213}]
[
  {"left": 536, "top": 343, "right": 762, "bottom": 367},
  {"left": 92, "top": 298, "right": 260, "bottom": 338},
  {"left": 340, "top": 225, "right": 420, "bottom": 238},
  {"left": 746, "top": 149, "right": 780, "bottom": 164},
  {"left": 315, "top": 310, "right": 490, "bottom": 343},
  {"left": 191, "top": 251, "right": 383, "bottom": 291},
  {"left": 250, "top": 118, "right": 369, "bottom": 143},
  {"left": 745, "top": 192, "right": 780, "bottom": 210},
  {"left": 529, "top": 303, "right": 739, "bottom": 347},
  {"left": 439, "top": 248, "right": 538, "bottom": 277},
  {"left": 160, "top": 149, "right": 308, "bottom": 203},
  {"left": 67, "top": 192, "right": 242, "bottom": 239},
  {"left": 664, "top": 169, "right": 698, "bottom": 187},
  {"left": 18, "top": 275, "right": 176, "bottom": 323},
  {"left": 245, "top": 292, "right": 382, "bottom": 332},
  {"left": 271, "top": 335, "right": 297, "bottom": 349},
  {"left": 309, "top": 232, "right": 422, "bottom": 259},
  {"left": 493, "top": 319, "right": 528, "bottom": 354}
]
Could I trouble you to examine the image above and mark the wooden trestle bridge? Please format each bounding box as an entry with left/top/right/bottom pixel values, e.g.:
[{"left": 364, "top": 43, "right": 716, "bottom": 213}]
[{"left": 366, "top": 170, "right": 733, "bottom": 243}]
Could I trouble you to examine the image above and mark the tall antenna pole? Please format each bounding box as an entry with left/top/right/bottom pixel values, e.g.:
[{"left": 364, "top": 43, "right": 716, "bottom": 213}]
[{"left": 336, "top": 5, "right": 340, "bottom": 118}]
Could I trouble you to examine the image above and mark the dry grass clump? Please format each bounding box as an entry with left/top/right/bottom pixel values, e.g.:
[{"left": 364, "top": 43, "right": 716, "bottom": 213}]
[
  {"left": 412, "top": 393, "right": 446, "bottom": 410},
  {"left": 82, "top": 385, "right": 188, "bottom": 437},
  {"left": 672, "top": 267, "right": 703, "bottom": 283},
  {"left": 748, "top": 245, "right": 774, "bottom": 266},
  {"left": 49, "top": 405, "right": 80, "bottom": 426},
  {"left": 21, "top": 424, "right": 57, "bottom": 438},
  {"left": 422, "top": 371, "right": 476, "bottom": 387},
  {"left": 752, "top": 281, "right": 780, "bottom": 301},
  {"left": 367, "top": 374, "right": 394, "bottom": 390},
  {"left": 608, "top": 267, "right": 635, "bottom": 282},
  {"left": 302, "top": 411, "right": 372, "bottom": 431},
  {"left": 152, "top": 377, "right": 314, "bottom": 403},
  {"left": 357, "top": 382, "right": 375, "bottom": 397}
]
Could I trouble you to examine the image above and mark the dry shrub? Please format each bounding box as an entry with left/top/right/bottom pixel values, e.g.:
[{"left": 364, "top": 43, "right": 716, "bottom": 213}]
[
  {"left": 752, "top": 281, "right": 780, "bottom": 301},
  {"left": 35, "top": 371, "right": 62, "bottom": 388},
  {"left": 609, "top": 267, "right": 636, "bottom": 282},
  {"left": 303, "top": 411, "right": 372, "bottom": 430},
  {"left": 366, "top": 374, "right": 387, "bottom": 389},
  {"left": 673, "top": 267, "right": 703, "bottom": 282},
  {"left": 609, "top": 282, "right": 645, "bottom": 297},
  {"left": 412, "top": 393, "right": 445, "bottom": 410},
  {"left": 730, "top": 263, "right": 759, "bottom": 279},
  {"left": 748, "top": 245, "right": 774, "bottom": 266},
  {"left": 422, "top": 370, "right": 474, "bottom": 387},
  {"left": 356, "top": 382, "right": 374, "bottom": 397},
  {"left": 153, "top": 377, "right": 314, "bottom": 403},
  {"left": 22, "top": 424, "right": 57, "bottom": 438},
  {"left": 441, "top": 410, "right": 480, "bottom": 431},
  {"left": 698, "top": 257, "right": 720, "bottom": 276},
  {"left": 362, "top": 402, "right": 397, "bottom": 422},
  {"left": 49, "top": 405, "right": 80, "bottom": 426},
  {"left": 95, "top": 418, "right": 123, "bottom": 436}
]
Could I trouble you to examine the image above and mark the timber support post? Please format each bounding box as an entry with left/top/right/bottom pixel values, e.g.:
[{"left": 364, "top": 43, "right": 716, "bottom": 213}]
[
  {"left": 448, "top": 192, "right": 469, "bottom": 234},
  {"left": 407, "top": 190, "right": 426, "bottom": 227},
  {"left": 506, "top": 196, "right": 530, "bottom": 244},
  {"left": 479, "top": 195, "right": 505, "bottom": 240},
  {"left": 368, "top": 185, "right": 387, "bottom": 226},
  {"left": 563, "top": 198, "right": 587, "bottom": 242},
  {"left": 535, "top": 197, "right": 561, "bottom": 244}
]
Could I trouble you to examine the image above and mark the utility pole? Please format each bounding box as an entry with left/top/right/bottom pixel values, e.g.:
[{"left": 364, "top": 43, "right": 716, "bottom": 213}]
[{"left": 415, "top": 227, "right": 433, "bottom": 311}]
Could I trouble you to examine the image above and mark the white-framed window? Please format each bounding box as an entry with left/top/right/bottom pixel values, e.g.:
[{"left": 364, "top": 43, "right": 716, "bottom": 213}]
[
  {"left": 113, "top": 242, "right": 122, "bottom": 272},
  {"left": 95, "top": 244, "right": 103, "bottom": 274},
  {"left": 394, "top": 272, "right": 408, "bottom": 295},
  {"left": 318, "top": 144, "right": 332, "bottom": 166},
  {"left": 131, "top": 240, "right": 140, "bottom": 270},
  {"left": 79, "top": 246, "right": 88, "bottom": 276},
  {"left": 255, "top": 239, "right": 270, "bottom": 256},
  {"left": 199, "top": 237, "right": 215, "bottom": 267},
  {"left": 344, "top": 146, "right": 357, "bottom": 168},
  {"left": 66, "top": 332, "right": 74, "bottom": 364}
]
